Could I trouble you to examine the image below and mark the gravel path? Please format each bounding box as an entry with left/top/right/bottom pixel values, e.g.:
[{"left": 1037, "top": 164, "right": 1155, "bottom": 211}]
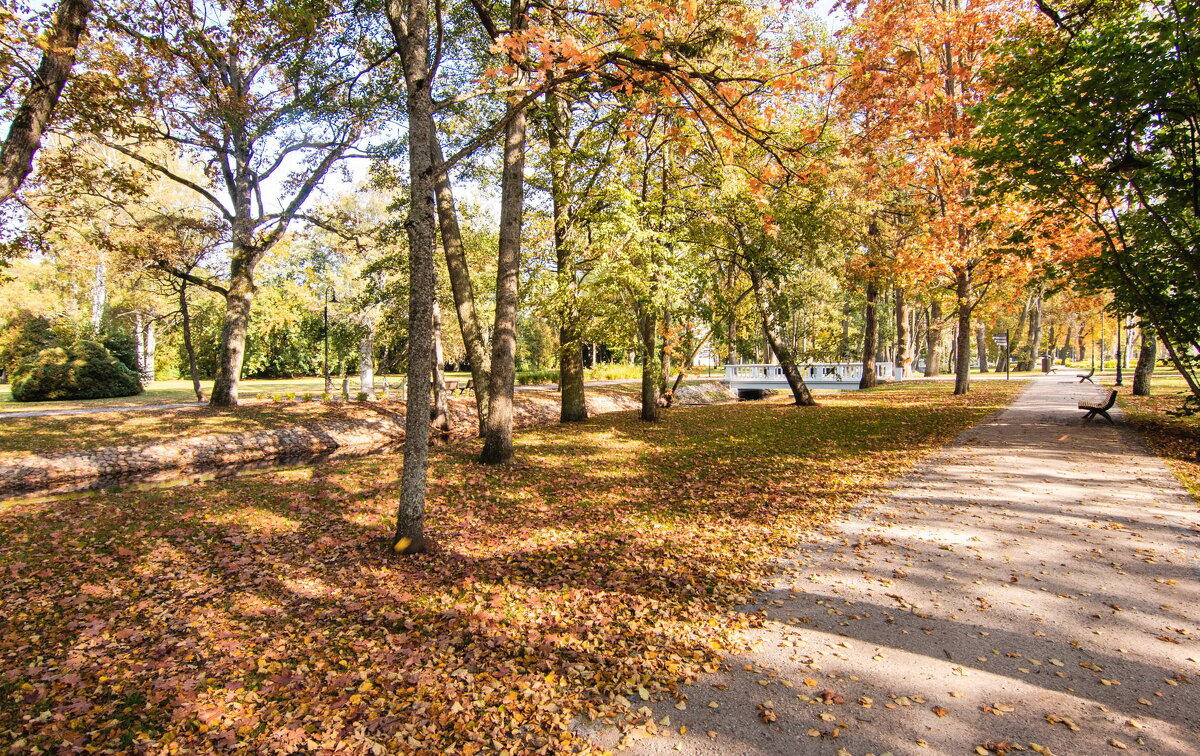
[{"left": 610, "top": 375, "right": 1200, "bottom": 756}]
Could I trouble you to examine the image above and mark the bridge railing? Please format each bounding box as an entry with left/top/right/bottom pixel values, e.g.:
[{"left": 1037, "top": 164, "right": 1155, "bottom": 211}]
[{"left": 724, "top": 362, "right": 895, "bottom": 384}]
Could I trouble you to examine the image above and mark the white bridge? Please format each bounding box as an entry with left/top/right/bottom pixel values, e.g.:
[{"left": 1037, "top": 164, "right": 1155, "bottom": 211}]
[{"left": 724, "top": 362, "right": 896, "bottom": 391}]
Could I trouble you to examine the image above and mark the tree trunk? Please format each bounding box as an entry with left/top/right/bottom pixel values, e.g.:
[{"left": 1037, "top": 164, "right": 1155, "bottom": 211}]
[
  {"left": 209, "top": 270, "right": 254, "bottom": 407},
  {"left": 660, "top": 306, "right": 673, "bottom": 392},
  {"left": 179, "top": 283, "right": 204, "bottom": 402},
  {"left": 359, "top": 319, "right": 376, "bottom": 399},
  {"left": 547, "top": 91, "right": 586, "bottom": 423},
  {"left": 749, "top": 266, "right": 815, "bottom": 406},
  {"left": 431, "top": 136, "right": 490, "bottom": 433},
  {"left": 1023, "top": 289, "right": 1042, "bottom": 371},
  {"left": 894, "top": 288, "right": 910, "bottom": 380},
  {"left": 387, "top": 0, "right": 436, "bottom": 555},
  {"left": 953, "top": 268, "right": 972, "bottom": 395},
  {"left": 431, "top": 296, "right": 451, "bottom": 443},
  {"left": 0, "top": 0, "right": 92, "bottom": 205},
  {"left": 976, "top": 326, "right": 988, "bottom": 373},
  {"left": 142, "top": 316, "right": 156, "bottom": 382},
  {"left": 479, "top": 74, "right": 527, "bottom": 465},
  {"left": 860, "top": 279, "right": 878, "bottom": 388},
  {"left": 636, "top": 306, "right": 659, "bottom": 421},
  {"left": 133, "top": 310, "right": 144, "bottom": 375},
  {"left": 924, "top": 300, "right": 943, "bottom": 377},
  {"left": 726, "top": 311, "right": 738, "bottom": 364},
  {"left": 1132, "top": 326, "right": 1156, "bottom": 396},
  {"left": 91, "top": 263, "right": 106, "bottom": 333}
]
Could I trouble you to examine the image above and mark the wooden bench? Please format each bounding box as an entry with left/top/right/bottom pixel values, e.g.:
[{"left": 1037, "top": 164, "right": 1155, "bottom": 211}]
[
  {"left": 1076, "top": 367, "right": 1095, "bottom": 383},
  {"left": 1079, "top": 388, "right": 1117, "bottom": 424}
]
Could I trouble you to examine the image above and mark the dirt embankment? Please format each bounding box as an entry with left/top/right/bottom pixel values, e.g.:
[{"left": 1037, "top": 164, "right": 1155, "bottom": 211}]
[{"left": 0, "top": 388, "right": 649, "bottom": 497}]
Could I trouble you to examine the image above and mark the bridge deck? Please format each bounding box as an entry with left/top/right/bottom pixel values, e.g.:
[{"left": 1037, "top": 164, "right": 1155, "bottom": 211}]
[{"left": 724, "top": 363, "right": 897, "bottom": 391}]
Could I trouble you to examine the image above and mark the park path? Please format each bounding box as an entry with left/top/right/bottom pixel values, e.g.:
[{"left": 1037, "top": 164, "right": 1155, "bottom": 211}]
[{"left": 611, "top": 375, "right": 1200, "bottom": 756}]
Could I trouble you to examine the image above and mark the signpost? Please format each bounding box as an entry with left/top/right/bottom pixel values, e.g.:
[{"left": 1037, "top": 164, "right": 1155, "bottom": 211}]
[{"left": 993, "top": 330, "right": 1010, "bottom": 381}]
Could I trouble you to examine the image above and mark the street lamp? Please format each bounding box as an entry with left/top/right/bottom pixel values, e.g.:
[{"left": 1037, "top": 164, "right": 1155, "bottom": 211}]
[{"left": 324, "top": 287, "right": 338, "bottom": 393}]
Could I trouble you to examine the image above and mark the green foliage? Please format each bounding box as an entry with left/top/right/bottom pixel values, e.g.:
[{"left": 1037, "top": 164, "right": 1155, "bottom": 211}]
[
  {"left": 515, "top": 369, "right": 559, "bottom": 386},
  {"left": 10, "top": 340, "right": 143, "bottom": 402},
  {"left": 975, "top": 0, "right": 1200, "bottom": 401},
  {"left": 0, "top": 312, "right": 60, "bottom": 374},
  {"left": 585, "top": 363, "right": 643, "bottom": 381},
  {"left": 102, "top": 331, "right": 140, "bottom": 374}
]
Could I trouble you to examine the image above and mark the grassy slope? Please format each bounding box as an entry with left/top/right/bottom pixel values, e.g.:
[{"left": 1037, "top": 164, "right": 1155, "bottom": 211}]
[
  {"left": 0, "top": 380, "right": 1024, "bottom": 754},
  {"left": 1116, "top": 372, "right": 1200, "bottom": 501}
]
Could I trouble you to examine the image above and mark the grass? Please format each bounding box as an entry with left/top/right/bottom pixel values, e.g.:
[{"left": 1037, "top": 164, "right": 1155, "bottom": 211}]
[
  {"left": 1114, "top": 371, "right": 1200, "bottom": 501},
  {"left": 0, "top": 379, "right": 1025, "bottom": 754}
]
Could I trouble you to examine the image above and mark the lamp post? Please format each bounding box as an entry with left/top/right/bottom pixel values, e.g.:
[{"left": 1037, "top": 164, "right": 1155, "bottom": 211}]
[{"left": 323, "top": 287, "right": 337, "bottom": 394}]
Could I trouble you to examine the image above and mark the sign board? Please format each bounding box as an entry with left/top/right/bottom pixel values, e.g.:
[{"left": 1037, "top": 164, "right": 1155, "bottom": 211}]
[{"left": 992, "top": 335, "right": 1008, "bottom": 344}]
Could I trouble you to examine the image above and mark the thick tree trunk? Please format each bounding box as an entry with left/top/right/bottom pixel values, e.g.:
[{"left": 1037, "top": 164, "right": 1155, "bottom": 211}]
[
  {"left": 559, "top": 323, "right": 587, "bottom": 422},
  {"left": 860, "top": 280, "right": 878, "bottom": 389},
  {"left": 431, "top": 297, "right": 451, "bottom": 444},
  {"left": 1022, "top": 290, "right": 1042, "bottom": 371},
  {"left": 547, "top": 91, "right": 586, "bottom": 423},
  {"left": 387, "top": 0, "right": 436, "bottom": 555},
  {"left": 479, "top": 84, "right": 527, "bottom": 464},
  {"left": 431, "top": 136, "right": 490, "bottom": 433},
  {"left": 975, "top": 325, "right": 988, "bottom": 373},
  {"left": 1132, "top": 327, "right": 1156, "bottom": 397},
  {"left": 359, "top": 320, "right": 376, "bottom": 399},
  {"left": 953, "top": 268, "right": 972, "bottom": 395},
  {"left": 637, "top": 307, "right": 659, "bottom": 421},
  {"left": 209, "top": 270, "right": 254, "bottom": 407},
  {"left": 749, "top": 267, "right": 815, "bottom": 406},
  {"left": 894, "top": 288, "right": 910, "bottom": 380},
  {"left": 0, "top": 0, "right": 92, "bottom": 205},
  {"left": 924, "top": 300, "right": 943, "bottom": 377},
  {"left": 179, "top": 284, "right": 204, "bottom": 402}
]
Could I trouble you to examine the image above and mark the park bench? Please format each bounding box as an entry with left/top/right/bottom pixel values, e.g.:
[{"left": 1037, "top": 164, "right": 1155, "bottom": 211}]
[
  {"left": 1079, "top": 388, "right": 1117, "bottom": 425},
  {"left": 1077, "top": 367, "right": 1095, "bottom": 383}
]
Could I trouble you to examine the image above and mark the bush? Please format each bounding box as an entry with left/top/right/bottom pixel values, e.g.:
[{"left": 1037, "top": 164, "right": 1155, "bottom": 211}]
[
  {"left": 102, "top": 331, "right": 140, "bottom": 374},
  {"left": 10, "top": 340, "right": 143, "bottom": 402},
  {"left": 586, "top": 363, "right": 642, "bottom": 381},
  {"left": 0, "top": 313, "right": 60, "bottom": 375},
  {"left": 515, "top": 369, "right": 559, "bottom": 386}
]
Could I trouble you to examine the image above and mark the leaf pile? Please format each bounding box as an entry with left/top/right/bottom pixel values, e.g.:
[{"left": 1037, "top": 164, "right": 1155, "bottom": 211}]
[{"left": 0, "top": 381, "right": 1023, "bottom": 754}]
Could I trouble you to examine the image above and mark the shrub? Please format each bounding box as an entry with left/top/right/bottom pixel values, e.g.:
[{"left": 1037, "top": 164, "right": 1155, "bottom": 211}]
[
  {"left": 321, "top": 392, "right": 332, "bottom": 402},
  {"left": 355, "top": 391, "right": 369, "bottom": 401},
  {"left": 10, "top": 340, "right": 143, "bottom": 402},
  {"left": 514, "top": 368, "right": 559, "bottom": 386},
  {"left": 285, "top": 392, "right": 296, "bottom": 401},
  {"left": 101, "top": 331, "right": 140, "bottom": 374},
  {"left": 586, "top": 363, "right": 642, "bottom": 381},
  {"left": 0, "top": 312, "right": 60, "bottom": 375}
]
